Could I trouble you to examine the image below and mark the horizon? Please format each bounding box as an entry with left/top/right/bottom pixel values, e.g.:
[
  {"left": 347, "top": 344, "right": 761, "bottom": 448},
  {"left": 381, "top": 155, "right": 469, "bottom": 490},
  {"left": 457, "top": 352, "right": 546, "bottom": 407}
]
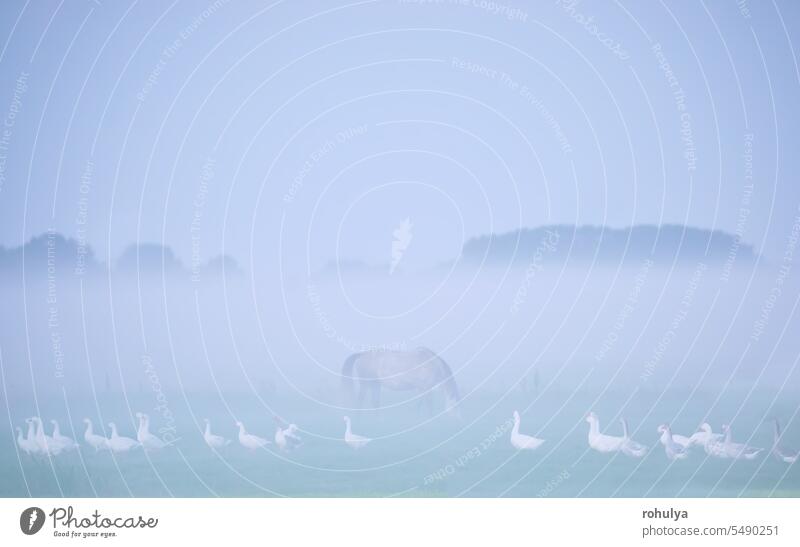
[{"left": 0, "top": 222, "right": 764, "bottom": 273}]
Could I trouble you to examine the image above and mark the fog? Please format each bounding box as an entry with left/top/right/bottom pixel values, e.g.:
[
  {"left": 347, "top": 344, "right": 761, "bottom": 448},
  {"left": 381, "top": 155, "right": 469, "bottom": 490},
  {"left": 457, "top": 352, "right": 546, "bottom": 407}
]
[{"left": 3, "top": 228, "right": 798, "bottom": 419}]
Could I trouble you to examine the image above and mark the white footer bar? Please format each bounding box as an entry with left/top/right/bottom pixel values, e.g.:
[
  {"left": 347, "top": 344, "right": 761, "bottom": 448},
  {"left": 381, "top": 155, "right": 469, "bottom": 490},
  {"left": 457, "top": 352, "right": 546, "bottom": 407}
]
[{"left": 2, "top": 498, "right": 798, "bottom": 546}]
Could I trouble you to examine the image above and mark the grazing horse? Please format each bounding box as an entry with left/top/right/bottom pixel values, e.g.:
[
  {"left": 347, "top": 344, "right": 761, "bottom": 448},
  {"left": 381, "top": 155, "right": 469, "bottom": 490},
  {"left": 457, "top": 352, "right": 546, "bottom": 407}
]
[{"left": 341, "top": 347, "right": 460, "bottom": 415}]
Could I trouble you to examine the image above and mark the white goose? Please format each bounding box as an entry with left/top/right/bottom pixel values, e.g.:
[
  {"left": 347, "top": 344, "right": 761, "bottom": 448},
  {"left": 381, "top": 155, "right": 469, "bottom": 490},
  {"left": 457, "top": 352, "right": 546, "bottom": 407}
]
[
  {"left": 696, "top": 424, "right": 728, "bottom": 458},
  {"left": 691, "top": 423, "right": 724, "bottom": 453},
  {"left": 343, "top": 416, "right": 370, "bottom": 450},
  {"left": 50, "top": 419, "right": 78, "bottom": 452},
  {"left": 32, "top": 417, "right": 61, "bottom": 455},
  {"left": 657, "top": 424, "right": 688, "bottom": 460},
  {"left": 22, "top": 419, "right": 41, "bottom": 455},
  {"left": 720, "top": 424, "right": 762, "bottom": 460},
  {"left": 274, "top": 420, "right": 303, "bottom": 452},
  {"left": 107, "top": 422, "right": 139, "bottom": 453},
  {"left": 203, "top": 418, "right": 231, "bottom": 449},
  {"left": 16, "top": 425, "right": 38, "bottom": 456},
  {"left": 136, "top": 413, "right": 166, "bottom": 450},
  {"left": 771, "top": 419, "right": 798, "bottom": 464},
  {"left": 510, "top": 410, "right": 545, "bottom": 450},
  {"left": 236, "top": 421, "right": 270, "bottom": 450},
  {"left": 83, "top": 418, "right": 109, "bottom": 451},
  {"left": 619, "top": 418, "right": 648, "bottom": 457},
  {"left": 586, "top": 412, "right": 625, "bottom": 453}
]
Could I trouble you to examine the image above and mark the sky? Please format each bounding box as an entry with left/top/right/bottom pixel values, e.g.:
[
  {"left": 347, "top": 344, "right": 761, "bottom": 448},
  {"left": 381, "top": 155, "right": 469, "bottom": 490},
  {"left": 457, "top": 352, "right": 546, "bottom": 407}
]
[{"left": 1, "top": 0, "right": 800, "bottom": 277}]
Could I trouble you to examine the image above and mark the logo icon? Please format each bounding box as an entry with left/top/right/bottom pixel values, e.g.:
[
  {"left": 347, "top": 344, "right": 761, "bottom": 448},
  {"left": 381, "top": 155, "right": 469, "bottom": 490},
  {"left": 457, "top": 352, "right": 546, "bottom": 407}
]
[{"left": 20, "top": 507, "right": 45, "bottom": 535}]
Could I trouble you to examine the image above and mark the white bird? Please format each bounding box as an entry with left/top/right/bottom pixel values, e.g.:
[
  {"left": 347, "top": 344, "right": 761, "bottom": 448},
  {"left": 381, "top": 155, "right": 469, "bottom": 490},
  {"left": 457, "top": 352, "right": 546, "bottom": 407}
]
[
  {"left": 510, "top": 410, "right": 545, "bottom": 450},
  {"left": 236, "top": 421, "right": 270, "bottom": 450},
  {"left": 690, "top": 423, "right": 724, "bottom": 453},
  {"left": 83, "top": 418, "right": 109, "bottom": 451},
  {"left": 22, "top": 419, "right": 41, "bottom": 455},
  {"left": 586, "top": 411, "right": 628, "bottom": 453},
  {"left": 771, "top": 419, "right": 798, "bottom": 464},
  {"left": 343, "top": 416, "right": 371, "bottom": 450},
  {"left": 657, "top": 424, "right": 688, "bottom": 460},
  {"left": 16, "top": 425, "right": 38, "bottom": 456},
  {"left": 619, "top": 418, "right": 648, "bottom": 457},
  {"left": 107, "top": 422, "right": 139, "bottom": 453},
  {"left": 274, "top": 418, "right": 303, "bottom": 452},
  {"left": 698, "top": 425, "right": 729, "bottom": 458},
  {"left": 203, "top": 418, "right": 231, "bottom": 449},
  {"left": 32, "top": 417, "right": 61, "bottom": 455},
  {"left": 50, "top": 419, "right": 78, "bottom": 452},
  {"left": 136, "top": 413, "right": 166, "bottom": 450},
  {"left": 720, "top": 424, "right": 762, "bottom": 460}
]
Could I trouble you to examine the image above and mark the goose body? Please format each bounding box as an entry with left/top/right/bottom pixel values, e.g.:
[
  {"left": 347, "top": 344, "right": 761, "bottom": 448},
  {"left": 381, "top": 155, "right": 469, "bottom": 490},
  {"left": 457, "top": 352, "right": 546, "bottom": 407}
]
[
  {"left": 510, "top": 411, "right": 545, "bottom": 451},
  {"left": 657, "top": 424, "right": 688, "bottom": 460},
  {"left": 772, "top": 419, "right": 798, "bottom": 464},
  {"left": 236, "top": 421, "right": 270, "bottom": 450},
  {"left": 720, "top": 424, "right": 762, "bottom": 460},
  {"left": 585, "top": 412, "right": 625, "bottom": 453},
  {"left": 136, "top": 413, "right": 166, "bottom": 450},
  {"left": 670, "top": 432, "right": 693, "bottom": 449},
  {"left": 32, "top": 417, "right": 61, "bottom": 455},
  {"left": 343, "top": 416, "right": 371, "bottom": 450},
  {"left": 83, "top": 419, "right": 109, "bottom": 451},
  {"left": 107, "top": 422, "right": 139, "bottom": 453},
  {"left": 703, "top": 436, "right": 729, "bottom": 459},
  {"left": 691, "top": 423, "right": 725, "bottom": 456},
  {"left": 203, "top": 419, "right": 231, "bottom": 448},
  {"left": 22, "top": 419, "right": 41, "bottom": 455},
  {"left": 275, "top": 424, "right": 302, "bottom": 451},
  {"left": 50, "top": 420, "right": 78, "bottom": 452}
]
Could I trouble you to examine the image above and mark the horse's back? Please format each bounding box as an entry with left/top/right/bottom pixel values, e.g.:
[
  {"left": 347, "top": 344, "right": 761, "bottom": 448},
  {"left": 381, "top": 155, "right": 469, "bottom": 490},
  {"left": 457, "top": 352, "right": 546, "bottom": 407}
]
[{"left": 354, "top": 348, "right": 441, "bottom": 389}]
